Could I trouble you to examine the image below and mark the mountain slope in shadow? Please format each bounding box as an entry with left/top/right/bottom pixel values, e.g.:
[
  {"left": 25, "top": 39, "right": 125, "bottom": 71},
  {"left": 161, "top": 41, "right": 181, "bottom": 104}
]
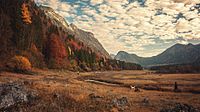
[{"left": 115, "top": 43, "right": 200, "bottom": 67}]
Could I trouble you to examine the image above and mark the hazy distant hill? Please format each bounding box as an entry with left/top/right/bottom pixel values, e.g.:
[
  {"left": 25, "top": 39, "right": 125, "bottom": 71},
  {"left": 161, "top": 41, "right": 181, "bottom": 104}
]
[
  {"left": 115, "top": 43, "right": 200, "bottom": 67},
  {"left": 150, "top": 56, "right": 200, "bottom": 73}
]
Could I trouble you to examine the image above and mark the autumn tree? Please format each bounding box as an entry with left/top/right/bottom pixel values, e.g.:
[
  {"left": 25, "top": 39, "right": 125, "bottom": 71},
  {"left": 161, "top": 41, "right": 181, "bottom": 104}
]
[
  {"left": 21, "top": 3, "right": 32, "bottom": 24},
  {"left": 14, "top": 2, "right": 33, "bottom": 50},
  {"left": 46, "top": 34, "right": 67, "bottom": 68}
]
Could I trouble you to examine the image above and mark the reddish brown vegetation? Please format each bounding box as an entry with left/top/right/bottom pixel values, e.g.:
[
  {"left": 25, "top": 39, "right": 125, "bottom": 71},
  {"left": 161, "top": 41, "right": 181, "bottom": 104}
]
[
  {"left": 69, "top": 40, "right": 82, "bottom": 50},
  {"left": 46, "top": 34, "right": 68, "bottom": 68},
  {"left": 49, "top": 34, "right": 67, "bottom": 60}
]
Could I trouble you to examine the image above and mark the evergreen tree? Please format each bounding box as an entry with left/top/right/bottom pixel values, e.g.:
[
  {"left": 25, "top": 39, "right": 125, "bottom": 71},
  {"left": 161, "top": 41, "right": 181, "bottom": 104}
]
[{"left": 0, "top": 10, "right": 12, "bottom": 55}]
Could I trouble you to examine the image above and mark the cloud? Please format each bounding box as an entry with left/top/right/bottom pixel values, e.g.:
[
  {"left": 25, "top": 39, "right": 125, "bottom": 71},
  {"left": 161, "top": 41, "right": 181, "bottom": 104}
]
[
  {"left": 35, "top": 0, "right": 200, "bottom": 57},
  {"left": 90, "top": 0, "right": 104, "bottom": 6}
]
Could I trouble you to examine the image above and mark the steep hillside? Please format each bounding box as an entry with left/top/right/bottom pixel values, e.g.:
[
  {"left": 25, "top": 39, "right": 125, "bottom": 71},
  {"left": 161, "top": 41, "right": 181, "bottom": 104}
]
[
  {"left": 0, "top": 0, "right": 141, "bottom": 71},
  {"left": 115, "top": 43, "right": 200, "bottom": 67},
  {"left": 70, "top": 24, "right": 110, "bottom": 59},
  {"left": 40, "top": 6, "right": 110, "bottom": 59}
]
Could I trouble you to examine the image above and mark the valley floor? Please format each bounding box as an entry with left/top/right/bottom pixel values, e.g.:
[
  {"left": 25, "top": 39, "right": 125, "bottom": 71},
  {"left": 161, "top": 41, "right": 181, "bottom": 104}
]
[{"left": 0, "top": 70, "right": 200, "bottom": 112}]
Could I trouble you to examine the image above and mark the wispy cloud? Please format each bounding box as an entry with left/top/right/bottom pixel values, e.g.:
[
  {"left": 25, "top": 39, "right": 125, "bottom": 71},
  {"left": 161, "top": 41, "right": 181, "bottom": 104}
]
[{"left": 35, "top": 0, "right": 200, "bottom": 57}]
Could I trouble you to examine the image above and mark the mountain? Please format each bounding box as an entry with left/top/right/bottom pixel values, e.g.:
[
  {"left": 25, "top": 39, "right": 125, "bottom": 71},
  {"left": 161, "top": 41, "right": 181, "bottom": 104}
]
[
  {"left": 70, "top": 24, "right": 110, "bottom": 59},
  {"left": 193, "top": 57, "right": 200, "bottom": 65},
  {"left": 115, "top": 43, "right": 200, "bottom": 67},
  {"left": 40, "top": 6, "right": 110, "bottom": 59},
  {"left": 0, "top": 0, "right": 141, "bottom": 71},
  {"left": 115, "top": 51, "right": 142, "bottom": 64}
]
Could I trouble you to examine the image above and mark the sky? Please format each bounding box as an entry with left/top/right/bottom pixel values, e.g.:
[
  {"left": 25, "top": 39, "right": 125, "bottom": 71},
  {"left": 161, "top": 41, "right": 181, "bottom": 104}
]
[{"left": 35, "top": 0, "right": 200, "bottom": 57}]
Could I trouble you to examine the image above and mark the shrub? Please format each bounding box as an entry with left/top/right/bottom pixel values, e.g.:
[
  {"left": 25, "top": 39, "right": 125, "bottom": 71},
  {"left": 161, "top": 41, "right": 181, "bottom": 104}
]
[
  {"left": 29, "top": 43, "right": 46, "bottom": 68},
  {"left": 8, "top": 56, "right": 32, "bottom": 72},
  {"left": 79, "top": 62, "right": 91, "bottom": 72}
]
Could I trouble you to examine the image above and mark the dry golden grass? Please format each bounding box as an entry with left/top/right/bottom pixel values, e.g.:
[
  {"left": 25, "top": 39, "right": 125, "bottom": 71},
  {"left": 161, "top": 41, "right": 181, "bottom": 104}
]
[{"left": 0, "top": 70, "right": 199, "bottom": 112}]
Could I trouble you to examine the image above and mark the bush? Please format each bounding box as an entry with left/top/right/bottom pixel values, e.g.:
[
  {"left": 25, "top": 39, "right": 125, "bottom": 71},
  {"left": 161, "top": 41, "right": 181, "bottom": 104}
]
[{"left": 8, "top": 56, "right": 32, "bottom": 72}]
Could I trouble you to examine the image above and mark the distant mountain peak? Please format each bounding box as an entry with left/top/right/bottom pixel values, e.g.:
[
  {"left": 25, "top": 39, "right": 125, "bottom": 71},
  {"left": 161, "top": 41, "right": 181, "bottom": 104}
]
[
  {"left": 40, "top": 5, "right": 72, "bottom": 31},
  {"left": 117, "top": 51, "right": 128, "bottom": 54},
  {"left": 174, "top": 43, "right": 193, "bottom": 46},
  {"left": 187, "top": 43, "right": 194, "bottom": 46},
  {"left": 115, "top": 43, "right": 200, "bottom": 67}
]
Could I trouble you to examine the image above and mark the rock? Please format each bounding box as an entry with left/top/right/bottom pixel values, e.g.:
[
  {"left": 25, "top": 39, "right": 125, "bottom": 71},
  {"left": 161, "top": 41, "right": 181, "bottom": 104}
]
[
  {"left": 89, "top": 93, "right": 103, "bottom": 100},
  {"left": 134, "top": 87, "right": 140, "bottom": 92},
  {"left": 53, "top": 93, "right": 60, "bottom": 99},
  {"left": 0, "top": 82, "right": 38, "bottom": 110},
  {"left": 142, "top": 97, "right": 149, "bottom": 105},
  {"left": 160, "top": 103, "right": 199, "bottom": 112},
  {"left": 23, "top": 80, "right": 33, "bottom": 86},
  {"left": 112, "top": 97, "right": 128, "bottom": 107}
]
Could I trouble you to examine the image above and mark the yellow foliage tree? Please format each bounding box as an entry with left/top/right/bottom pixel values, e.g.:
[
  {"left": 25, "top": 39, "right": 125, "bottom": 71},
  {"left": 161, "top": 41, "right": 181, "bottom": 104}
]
[
  {"left": 21, "top": 3, "right": 32, "bottom": 24},
  {"left": 8, "top": 56, "right": 32, "bottom": 71}
]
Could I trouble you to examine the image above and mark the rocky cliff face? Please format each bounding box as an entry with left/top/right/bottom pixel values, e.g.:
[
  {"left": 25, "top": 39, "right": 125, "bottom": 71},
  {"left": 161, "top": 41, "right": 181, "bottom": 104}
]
[
  {"left": 39, "top": 6, "right": 72, "bottom": 31},
  {"left": 70, "top": 24, "right": 110, "bottom": 59}
]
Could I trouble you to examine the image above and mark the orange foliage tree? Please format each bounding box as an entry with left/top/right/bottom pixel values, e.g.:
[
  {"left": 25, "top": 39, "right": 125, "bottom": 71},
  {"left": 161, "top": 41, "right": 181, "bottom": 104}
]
[
  {"left": 8, "top": 56, "right": 32, "bottom": 71},
  {"left": 21, "top": 3, "right": 32, "bottom": 24}
]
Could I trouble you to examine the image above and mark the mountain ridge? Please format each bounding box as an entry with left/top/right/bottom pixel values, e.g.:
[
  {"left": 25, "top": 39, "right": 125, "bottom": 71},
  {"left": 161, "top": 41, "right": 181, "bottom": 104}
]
[{"left": 115, "top": 43, "right": 200, "bottom": 67}]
